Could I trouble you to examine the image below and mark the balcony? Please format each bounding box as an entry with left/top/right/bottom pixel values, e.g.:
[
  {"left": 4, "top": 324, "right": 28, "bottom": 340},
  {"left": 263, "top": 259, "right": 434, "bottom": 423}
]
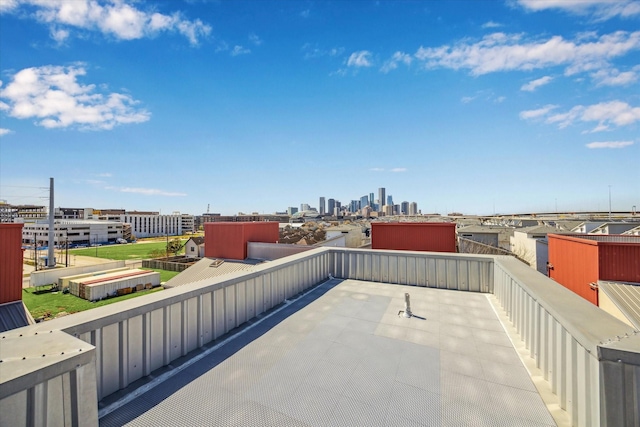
[{"left": 1, "top": 248, "right": 638, "bottom": 426}]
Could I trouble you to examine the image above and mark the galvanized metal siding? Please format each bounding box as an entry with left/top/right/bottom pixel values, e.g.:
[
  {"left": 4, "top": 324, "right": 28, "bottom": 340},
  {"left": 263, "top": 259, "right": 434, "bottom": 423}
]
[
  {"left": 49, "top": 249, "right": 333, "bottom": 400},
  {"left": 330, "top": 249, "right": 493, "bottom": 293}
]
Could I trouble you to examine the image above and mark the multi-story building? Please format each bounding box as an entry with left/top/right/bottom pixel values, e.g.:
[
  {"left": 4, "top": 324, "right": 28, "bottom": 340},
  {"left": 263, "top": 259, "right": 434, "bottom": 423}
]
[
  {"left": 181, "top": 214, "right": 195, "bottom": 234},
  {"left": 55, "top": 207, "right": 93, "bottom": 220},
  {"left": 300, "top": 203, "right": 310, "bottom": 212},
  {"left": 1, "top": 204, "right": 48, "bottom": 222},
  {"left": 319, "top": 197, "right": 325, "bottom": 215},
  {"left": 122, "top": 211, "right": 182, "bottom": 238},
  {"left": 327, "top": 199, "right": 335, "bottom": 215},
  {"left": 359, "top": 195, "right": 369, "bottom": 210},
  {"left": 287, "top": 207, "right": 298, "bottom": 216},
  {"left": 401, "top": 201, "right": 409, "bottom": 215},
  {"left": 378, "top": 188, "right": 385, "bottom": 212},
  {"left": 409, "top": 202, "right": 418, "bottom": 215},
  {"left": 21, "top": 220, "right": 123, "bottom": 246}
]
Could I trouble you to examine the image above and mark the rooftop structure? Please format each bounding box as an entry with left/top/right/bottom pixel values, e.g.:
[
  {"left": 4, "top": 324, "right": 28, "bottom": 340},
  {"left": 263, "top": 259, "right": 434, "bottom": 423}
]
[{"left": 1, "top": 248, "right": 639, "bottom": 426}]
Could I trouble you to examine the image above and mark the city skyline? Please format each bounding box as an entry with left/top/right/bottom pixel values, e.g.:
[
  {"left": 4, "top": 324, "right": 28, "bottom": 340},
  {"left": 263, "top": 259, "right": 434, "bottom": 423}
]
[{"left": 1, "top": 1, "right": 639, "bottom": 216}]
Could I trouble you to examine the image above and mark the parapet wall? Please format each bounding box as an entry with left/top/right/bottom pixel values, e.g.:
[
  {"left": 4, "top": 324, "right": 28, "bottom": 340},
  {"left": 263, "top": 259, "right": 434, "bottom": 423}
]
[{"left": 2, "top": 248, "right": 638, "bottom": 426}]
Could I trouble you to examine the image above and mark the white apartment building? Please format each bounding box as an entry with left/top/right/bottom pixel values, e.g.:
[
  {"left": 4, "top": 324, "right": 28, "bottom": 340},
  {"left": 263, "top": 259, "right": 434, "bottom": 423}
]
[
  {"left": 122, "top": 212, "right": 182, "bottom": 238},
  {"left": 21, "top": 220, "right": 123, "bottom": 246}
]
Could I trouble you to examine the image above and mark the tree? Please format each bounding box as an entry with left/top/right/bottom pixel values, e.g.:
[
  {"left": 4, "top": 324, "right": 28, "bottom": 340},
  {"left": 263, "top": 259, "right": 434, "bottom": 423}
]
[{"left": 167, "top": 238, "right": 184, "bottom": 256}]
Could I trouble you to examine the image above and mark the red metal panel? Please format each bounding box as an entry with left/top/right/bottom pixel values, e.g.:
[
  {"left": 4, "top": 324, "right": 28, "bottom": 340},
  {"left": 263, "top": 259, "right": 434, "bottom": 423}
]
[
  {"left": 598, "top": 240, "right": 640, "bottom": 283},
  {"left": 204, "top": 222, "right": 279, "bottom": 260},
  {"left": 0, "top": 224, "right": 25, "bottom": 303},
  {"left": 371, "top": 223, "right": 456, "bottom": 253},
  {"left": 548, "top": 234, "right": 599, "bottom": 305}
]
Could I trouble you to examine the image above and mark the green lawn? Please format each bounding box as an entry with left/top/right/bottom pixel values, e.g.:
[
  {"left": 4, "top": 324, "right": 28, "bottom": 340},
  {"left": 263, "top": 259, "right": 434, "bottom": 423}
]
[
  {"left": 23, "top": 286, "right": 165, "bottom": 320},
  {"left": 70, "top": 240, "right": 186, "bottom": 260},
  {"left": 22, "top": 268, "right": 180, "bottom": 319},
  {"left": 143, "top": 268, "right": 181, "bottom": 282}
]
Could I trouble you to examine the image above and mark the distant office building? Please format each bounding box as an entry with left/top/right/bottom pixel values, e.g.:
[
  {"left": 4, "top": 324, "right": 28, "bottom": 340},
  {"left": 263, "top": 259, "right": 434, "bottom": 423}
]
[
  {"left": 378, "top": 188, "right": 386, "bottom": 212},
  {"left": 369, "top": 192, "right": 375, "bottom": 208},
  {"left": 360, "top": 195, "right": 369, "bottom": 210},
  {"left": 319, "top": 197, "right": 326, "bottom": 215},
  {"left": 409, "top": 202, "right": 418, "bottom": 215},
  {"left": 383, "top": 205, "right": 393, "bottom": 216},
  {"left": 387, "top": 195, "right": 393, "bottom": 206},
  {"left": 349, "top": 200, "right": 360, "bottom": 213},
  {"left": 401, "top": 201, "right": 409, "bottom": 215},
  {"left": 327, "top": 199, "right": 335, "bottom": 215},
  {"left": 301, "top": 203, "right": 310, "bottom": 212},
  {"left": 287, "top": 207, "right": 298, "bottom": 216}
]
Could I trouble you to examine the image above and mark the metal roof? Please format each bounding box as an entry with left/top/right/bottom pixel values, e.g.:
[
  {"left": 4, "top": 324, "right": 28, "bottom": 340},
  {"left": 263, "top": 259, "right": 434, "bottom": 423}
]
[
  {"left": 0, "top": 301, "right": 32, "bottom": 332},
  {"left": 164, "top": 257, "right": 262, "bottom": 288},
  {"left": 99, "top": 279, "right": 557, "bottom": 426},
  {"left": 599, "top": 281, "right": 640, "bottom": 330},
  {"left": 514, "top": 225, "right": 562, "bottom": 236}
]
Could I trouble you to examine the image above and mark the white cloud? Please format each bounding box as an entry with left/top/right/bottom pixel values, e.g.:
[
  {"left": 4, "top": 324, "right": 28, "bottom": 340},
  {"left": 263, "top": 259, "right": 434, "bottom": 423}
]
[
  {"left": 519, "top": 104, "right": 558, "bottom": 120},
  {"left": 591, "top": 66, "right": 640, "bottom": 86},
  {"left": 414, "top": 31, "right": 640, "bottom": 79},
  {"left": 461, "top": 96, "right": 476, "bottom": 104},
  {"left": 482, "top": 21, "right": 502, "bottom": 28},
  {"left": 347, "top": 51, "right": 373, "bottom": 67},
  {"left": 521, "top": 75, "right": 553, "bottom": 91},
  {"left": 0, "top": 128, "right": 11, "bottom": 136},
  {"left": 0, "top": 65, "right": 150, "bottom": 130},
  {"left": 1, "top": 0, "right": 211, "bottom": 45},
  {"left": 586, "top": 140, "right": 634, "bottom": 149},
  {"left": 248, "top": 33, "right": 262, "bottom": 46},
  {"left": 97, "top": 172, "right": 112, "bottom": 177},
  {"left": 119, "top": 187, "right": 187, "bottom": 197},
  {"left": 390, "top": 168, "right": 407, "bottom": 173},
  {"left": 521, "top": 100, "right": 640, "bottom": 132},
  {"left": 516, "top": 0, "right": 640, "bottom": 20},
  {"left": 369, "top": 167, "right": 385, "bottom": 172},
  {"left": 300, "top": 9, "right": 310, "bottom": 18},
  {"left": 380, "top": 51, "right": 412, "bottom": 73},
  {"left": 231, "top": 45, "right": 251, "bottom": 56},
  {"left": 302, "top": 44, "right": 344, "bottom": 59}
]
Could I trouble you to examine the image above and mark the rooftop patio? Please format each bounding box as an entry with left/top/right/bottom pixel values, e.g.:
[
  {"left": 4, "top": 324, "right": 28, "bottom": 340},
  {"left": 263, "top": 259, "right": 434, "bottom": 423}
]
[{"left": 2, "top": 248, "right": 638, "bottom": 426}]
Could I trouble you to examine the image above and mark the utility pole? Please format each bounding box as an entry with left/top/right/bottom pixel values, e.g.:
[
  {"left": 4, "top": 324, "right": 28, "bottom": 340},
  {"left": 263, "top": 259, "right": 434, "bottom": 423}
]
[
  {"left": 48, "top": 177, "right": 55, "bottom": 268},
  {"left": 608, "top": 185, "right": 612, "bottom": 221}
]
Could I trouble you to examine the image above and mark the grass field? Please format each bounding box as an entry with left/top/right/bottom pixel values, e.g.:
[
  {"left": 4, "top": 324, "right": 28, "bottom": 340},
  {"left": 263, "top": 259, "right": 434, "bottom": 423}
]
[
  {"left": 23, "top": 286, "right": 164, "bottom": 320},
  {"left": 70, "top": 240, "right": 186, "bottom": 260},
  {"left": 23, "top": 268, "right": 180, "bottom": 319}
]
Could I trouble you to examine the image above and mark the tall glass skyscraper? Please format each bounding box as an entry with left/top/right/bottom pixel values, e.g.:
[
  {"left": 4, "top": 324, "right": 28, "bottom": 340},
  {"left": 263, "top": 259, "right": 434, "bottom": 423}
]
[
  {"left": 319, "top": 197, "right": 326, "bottom": 215},
  {"left": 378, "top": 188, "right": 385, "bottom": 211}
]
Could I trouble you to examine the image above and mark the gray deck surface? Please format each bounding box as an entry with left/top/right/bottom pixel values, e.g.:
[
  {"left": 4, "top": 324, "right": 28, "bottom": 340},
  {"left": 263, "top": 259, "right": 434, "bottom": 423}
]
[{"left": 100, "top": 279, "right": 555, "bottom": 426}]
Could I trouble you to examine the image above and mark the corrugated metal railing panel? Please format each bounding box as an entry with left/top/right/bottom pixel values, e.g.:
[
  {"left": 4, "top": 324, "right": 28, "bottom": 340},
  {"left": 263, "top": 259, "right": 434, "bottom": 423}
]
[{"left": 491, "top": 258, "right": 636, "bottom": 427}]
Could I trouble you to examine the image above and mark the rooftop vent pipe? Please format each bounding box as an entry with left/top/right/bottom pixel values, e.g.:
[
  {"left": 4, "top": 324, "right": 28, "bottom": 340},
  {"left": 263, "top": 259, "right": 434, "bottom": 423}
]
[{"left": 403, "top": 293, "right": 412, "bottom": 318}]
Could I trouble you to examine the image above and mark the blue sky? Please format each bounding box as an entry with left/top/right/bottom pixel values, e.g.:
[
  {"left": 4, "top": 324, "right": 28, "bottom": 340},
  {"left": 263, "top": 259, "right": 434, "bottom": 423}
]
[{"left": 1, "top": 0, "right": 639, "bottom": 216}]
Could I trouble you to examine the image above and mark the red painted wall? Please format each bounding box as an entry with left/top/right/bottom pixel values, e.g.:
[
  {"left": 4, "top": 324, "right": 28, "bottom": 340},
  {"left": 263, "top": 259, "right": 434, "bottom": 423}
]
[
  {"left": 204, "top": 222, "right": 279, "bottom": 260},
  {"left": 0, "top": 223, "right": 24, "bottom": 304},
  {"left": 371, "top": 222, "right": 456, "bottom": 253},
  {"left": 548, "top": 234, "right": 599, "bottom": 305},
  {"left": 598, "top": 243, "right": 640, "bottom": 283}
]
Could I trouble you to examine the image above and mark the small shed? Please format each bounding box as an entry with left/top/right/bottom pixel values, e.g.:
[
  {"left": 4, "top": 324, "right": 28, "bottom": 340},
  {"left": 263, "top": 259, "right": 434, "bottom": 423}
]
[{"left": 184, "top": 236, "right": 205, "bottom": 258}]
